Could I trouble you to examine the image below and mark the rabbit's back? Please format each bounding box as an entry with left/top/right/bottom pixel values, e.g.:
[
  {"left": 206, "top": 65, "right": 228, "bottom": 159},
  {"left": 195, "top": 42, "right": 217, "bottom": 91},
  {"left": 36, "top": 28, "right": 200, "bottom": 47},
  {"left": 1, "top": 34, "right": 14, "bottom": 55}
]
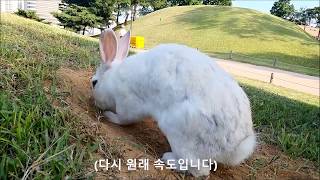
[
  {"left": 118, "top": 44, "right": 249, "bottom": 114},
  {"left": 112, "top": 44, "right": 254, "bottom": 161}
]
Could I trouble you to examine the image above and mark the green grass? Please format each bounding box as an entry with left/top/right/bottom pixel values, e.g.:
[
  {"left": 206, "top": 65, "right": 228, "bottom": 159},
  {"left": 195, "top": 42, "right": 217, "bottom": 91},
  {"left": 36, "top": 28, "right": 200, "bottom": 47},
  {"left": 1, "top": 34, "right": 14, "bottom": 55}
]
[
  {"left": 0, "top": 14, "right": 319, "bottom": 178},
  {"left": 131, "top": 5, "right": 319, "bottom": 76},
  {"left": 0, "top": 13, "right": 103, "bottom": 179},
  {"left": 237, "top": 77, "right": 319, "bottom": 163}
]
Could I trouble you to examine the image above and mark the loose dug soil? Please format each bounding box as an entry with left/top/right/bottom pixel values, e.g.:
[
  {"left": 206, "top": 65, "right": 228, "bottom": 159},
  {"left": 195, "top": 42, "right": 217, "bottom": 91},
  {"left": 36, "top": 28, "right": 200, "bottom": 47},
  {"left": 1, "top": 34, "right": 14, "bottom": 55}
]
[{"left": 45, "top": 67, "right": 319, "bottom": 180}]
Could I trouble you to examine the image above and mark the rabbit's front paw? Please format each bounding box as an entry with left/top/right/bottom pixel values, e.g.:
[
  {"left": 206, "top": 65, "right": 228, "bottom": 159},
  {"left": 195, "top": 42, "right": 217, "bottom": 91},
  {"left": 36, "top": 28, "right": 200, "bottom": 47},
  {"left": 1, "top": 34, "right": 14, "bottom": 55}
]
[
  {"left": 103, "top": 111, "right": 125, "bottom": 125},
  {"left": 161, "top": 152, "right": 177, "bottom": 162}
]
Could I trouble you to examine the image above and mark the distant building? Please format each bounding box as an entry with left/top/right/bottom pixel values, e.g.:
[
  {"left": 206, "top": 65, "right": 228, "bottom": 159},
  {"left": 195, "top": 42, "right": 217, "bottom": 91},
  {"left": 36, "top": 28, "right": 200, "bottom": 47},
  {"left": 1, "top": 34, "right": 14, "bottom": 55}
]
[
  {"left": 1, "top": 0, "right": 31, "bottom": 12},
  {"left": 1, "top": 0, "right": 60, "bottom": 24},
  {"left": 0, "top": 0, "right": 141, "bottom": 36}
]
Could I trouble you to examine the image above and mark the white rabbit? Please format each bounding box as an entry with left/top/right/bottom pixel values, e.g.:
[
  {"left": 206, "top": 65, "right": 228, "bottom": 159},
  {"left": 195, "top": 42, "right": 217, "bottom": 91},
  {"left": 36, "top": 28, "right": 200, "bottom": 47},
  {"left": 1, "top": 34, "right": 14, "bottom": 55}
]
[{"left": 92, "top": 29, "right": 256, "bottom": 177}]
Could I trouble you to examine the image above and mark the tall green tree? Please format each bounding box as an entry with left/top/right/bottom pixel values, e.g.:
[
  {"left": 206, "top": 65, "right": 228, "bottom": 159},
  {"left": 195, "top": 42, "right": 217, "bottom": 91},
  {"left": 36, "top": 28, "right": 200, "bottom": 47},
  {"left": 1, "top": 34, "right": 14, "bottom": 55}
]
[
  {"left": 138, "top": 0, "right": 167, "bottom": 16},
  {"left": 115, "top": 0, "right": 130, "bottom": 25},
  {"left": 270, "top": 0, "right": 294, "bottom": 19},
  {"left": 62, "top": 0, "right": 93, "bottom": 7},
  {"left": 167, "top": 0, "right": 202, "bottom": 6},
  {"left": 91, "top": 0, "right": 116, "bottom": 27},
  {"left": 62, "top": 0, "right": 116, "bottom": 28},
  {"left": 131, "top": 0, "right": 143, "bottom": 21},
  {"left": 305, "top": 8, "right": 316, "bottom": 26},
  {"left": 203, "top": 0, "right": 231, "bottom": 6},
  {"left": 293, "top": 8, "right": 309, "bottom": 30},
  {"left": 315, "top": 7, "right": 320, "bottom": 22},
  {"left": 312, "top": 7, "right": 320, "bottom": 38},
  {"left": 146, "top": 0, "right": 167, "bottom": 11},
  {"left": 292, "top": 8, "right": 316, "bottom": 27},
  {"left": 53, "top": 4, "right": 101, "bottom": 34}
]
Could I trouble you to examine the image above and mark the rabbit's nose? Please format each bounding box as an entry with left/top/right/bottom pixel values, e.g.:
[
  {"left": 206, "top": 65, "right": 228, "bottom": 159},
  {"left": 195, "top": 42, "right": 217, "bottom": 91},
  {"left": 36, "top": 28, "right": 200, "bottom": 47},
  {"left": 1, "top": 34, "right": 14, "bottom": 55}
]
[{"left": 92, "top": 80, "right": 98, "bottom": 88}]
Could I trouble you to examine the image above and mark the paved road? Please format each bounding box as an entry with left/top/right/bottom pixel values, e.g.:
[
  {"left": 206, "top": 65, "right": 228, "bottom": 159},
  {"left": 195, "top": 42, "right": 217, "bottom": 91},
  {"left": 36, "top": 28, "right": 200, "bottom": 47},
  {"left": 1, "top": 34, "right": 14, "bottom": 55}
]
[
  {"left": 216, "top": 60, "right": 319, "bottom": 96},
  {"left": 131, "top": 48, "right": 319, "bottom": 96}
]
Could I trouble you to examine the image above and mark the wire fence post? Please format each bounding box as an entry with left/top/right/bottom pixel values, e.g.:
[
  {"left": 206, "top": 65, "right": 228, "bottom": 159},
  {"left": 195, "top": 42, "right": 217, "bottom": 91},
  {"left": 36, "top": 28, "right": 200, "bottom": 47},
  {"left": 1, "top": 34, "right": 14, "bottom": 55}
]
[
  {"left": 229, "top": 50, "right": 232, "bottom": 59},
  {"left": 269, "top": 73, "right": 274, "bottom": 83},
  {"left": 273, "top": 58, "right": 277, "bottom": 67}
]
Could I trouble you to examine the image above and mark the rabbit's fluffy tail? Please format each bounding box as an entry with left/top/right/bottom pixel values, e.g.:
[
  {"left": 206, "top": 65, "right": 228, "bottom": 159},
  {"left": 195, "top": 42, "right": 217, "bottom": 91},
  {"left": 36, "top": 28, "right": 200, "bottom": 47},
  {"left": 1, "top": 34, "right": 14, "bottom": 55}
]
[
  {"left": 230, "top": 135, "right": 256, "bottom": 165},
  {"left": 219, "top": 134, "right": 256, "bottom": 165}
]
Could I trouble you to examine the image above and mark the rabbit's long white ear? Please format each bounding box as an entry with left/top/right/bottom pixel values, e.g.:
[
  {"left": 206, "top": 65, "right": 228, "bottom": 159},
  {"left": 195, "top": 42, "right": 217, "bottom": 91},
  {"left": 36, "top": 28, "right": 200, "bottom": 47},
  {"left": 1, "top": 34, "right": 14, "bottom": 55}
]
[
  {"left": 116, "top": 31, "right": 131, "bottom": 61},
  {"left": 99, "top": 29, "right": 118, "bottom": 65}
]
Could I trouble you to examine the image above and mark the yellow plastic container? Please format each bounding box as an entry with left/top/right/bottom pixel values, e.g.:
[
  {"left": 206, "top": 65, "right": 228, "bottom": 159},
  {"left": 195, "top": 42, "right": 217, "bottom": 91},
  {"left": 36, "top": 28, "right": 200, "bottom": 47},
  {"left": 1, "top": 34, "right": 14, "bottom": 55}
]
[{"left": 130, "top": 36, "right": 144, "bottom": 49}]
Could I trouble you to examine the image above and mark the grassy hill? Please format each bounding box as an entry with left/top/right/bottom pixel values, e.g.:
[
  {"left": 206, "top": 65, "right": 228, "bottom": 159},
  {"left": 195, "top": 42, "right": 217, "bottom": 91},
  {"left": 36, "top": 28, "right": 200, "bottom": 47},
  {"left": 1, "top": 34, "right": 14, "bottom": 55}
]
[
  {"left": 131, "top": 6, "right": 319, "bottom": 75},
  {"left": 0, "top": 14, "right": 319, "bottom": 178}
]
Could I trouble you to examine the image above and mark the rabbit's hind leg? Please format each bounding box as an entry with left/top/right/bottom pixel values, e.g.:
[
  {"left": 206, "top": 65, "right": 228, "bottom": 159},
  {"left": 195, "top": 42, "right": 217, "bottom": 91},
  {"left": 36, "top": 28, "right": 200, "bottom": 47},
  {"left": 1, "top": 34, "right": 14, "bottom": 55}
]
[
  {"left": 161, "top": 152, "right": 177, "bottom": 162},
  {"left": 161, "top": 152, "right": 187, "bottom": 173}
]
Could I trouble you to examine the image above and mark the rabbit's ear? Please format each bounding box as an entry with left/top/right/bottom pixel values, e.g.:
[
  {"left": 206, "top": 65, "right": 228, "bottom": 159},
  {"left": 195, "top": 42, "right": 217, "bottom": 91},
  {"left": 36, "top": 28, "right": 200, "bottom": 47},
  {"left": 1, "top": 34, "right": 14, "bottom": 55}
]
[
  {"left": 99, "top": 29, "right": 118, "bottom": 65},
  {"left": 116, "top": 31, "right": 131, "bottom": 62}
]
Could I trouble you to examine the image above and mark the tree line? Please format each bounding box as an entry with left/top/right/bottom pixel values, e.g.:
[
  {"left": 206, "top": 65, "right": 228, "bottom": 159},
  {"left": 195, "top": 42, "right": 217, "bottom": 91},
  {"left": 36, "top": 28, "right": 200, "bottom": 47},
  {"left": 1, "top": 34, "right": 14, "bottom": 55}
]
[
  {"left": 270, "top": 0, "right": 320, "bottom": 35},
  {"left": 52, "top": 0, "right": 232, "bottom": 34},
  {"left": 14, "top": 0, "right": 319, "bottom": 37}
]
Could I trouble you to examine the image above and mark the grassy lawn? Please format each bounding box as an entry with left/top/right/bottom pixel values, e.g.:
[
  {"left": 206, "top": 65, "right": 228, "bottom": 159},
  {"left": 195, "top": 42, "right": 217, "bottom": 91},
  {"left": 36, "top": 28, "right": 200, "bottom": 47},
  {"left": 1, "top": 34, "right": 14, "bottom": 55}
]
[
  {"left": 0, "top": 13, "right": 100, "bottom": 179},
  {"left": 0, "top": 14, "right": 319, "bottom": 178},
  {"left": 131, "top": 5, "right": 319, "bottom": 76},
  {"left": 237, "top": 77, "right": 319, "bottom": 163}
]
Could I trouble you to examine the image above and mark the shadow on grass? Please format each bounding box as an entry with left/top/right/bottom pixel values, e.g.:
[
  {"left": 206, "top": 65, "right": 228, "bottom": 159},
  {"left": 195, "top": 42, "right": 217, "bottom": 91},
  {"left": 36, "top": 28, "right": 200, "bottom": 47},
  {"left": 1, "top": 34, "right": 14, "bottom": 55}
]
[{"left": 240, "top": 83, "right": 319, "bottom": 163}]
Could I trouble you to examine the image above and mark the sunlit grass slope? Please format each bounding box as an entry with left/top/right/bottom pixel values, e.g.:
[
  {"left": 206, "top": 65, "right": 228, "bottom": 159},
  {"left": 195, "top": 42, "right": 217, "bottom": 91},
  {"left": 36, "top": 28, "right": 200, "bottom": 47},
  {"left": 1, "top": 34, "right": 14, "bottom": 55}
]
[{"left": 131, "top": 5, "right": 319, "bottom": 75}]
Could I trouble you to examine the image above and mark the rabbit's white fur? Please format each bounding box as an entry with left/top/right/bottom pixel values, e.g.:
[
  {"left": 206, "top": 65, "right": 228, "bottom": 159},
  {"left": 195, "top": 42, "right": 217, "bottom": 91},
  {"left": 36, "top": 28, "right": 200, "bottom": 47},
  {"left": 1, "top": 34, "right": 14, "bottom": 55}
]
[{"left": 92, "top": 29, "right": 256, "bottom": 177}]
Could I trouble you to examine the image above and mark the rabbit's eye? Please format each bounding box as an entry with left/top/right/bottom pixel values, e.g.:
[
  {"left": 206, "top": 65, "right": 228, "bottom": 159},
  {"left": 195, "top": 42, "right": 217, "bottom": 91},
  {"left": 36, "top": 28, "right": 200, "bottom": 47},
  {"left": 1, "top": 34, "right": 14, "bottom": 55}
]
[{"left": 92, "top": 80, "right": 98, "bottom": 88}]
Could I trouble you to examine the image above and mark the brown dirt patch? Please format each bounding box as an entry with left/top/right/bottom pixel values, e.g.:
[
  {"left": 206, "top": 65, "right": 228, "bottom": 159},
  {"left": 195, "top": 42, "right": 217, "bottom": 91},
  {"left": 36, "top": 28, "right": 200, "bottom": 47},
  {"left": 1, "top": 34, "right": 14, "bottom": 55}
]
[{"left": 45, "top": 67, "right": 319, "bottom": 179}]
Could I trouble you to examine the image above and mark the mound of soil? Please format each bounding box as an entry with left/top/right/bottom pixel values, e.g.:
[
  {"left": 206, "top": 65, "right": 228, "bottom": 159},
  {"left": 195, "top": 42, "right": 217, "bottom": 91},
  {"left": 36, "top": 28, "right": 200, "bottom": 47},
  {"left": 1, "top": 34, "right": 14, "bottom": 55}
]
[{"left": 47, "top": 67, "right": 318, "bottom": 179}]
